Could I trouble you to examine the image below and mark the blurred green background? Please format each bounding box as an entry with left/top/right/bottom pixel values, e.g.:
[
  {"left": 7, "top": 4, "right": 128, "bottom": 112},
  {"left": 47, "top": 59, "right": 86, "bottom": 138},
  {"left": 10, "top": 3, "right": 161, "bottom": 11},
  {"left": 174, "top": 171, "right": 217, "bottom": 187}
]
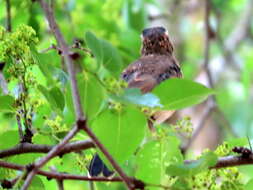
[{"left": 0, "top": 0, "right": 253, "bottom": 189}]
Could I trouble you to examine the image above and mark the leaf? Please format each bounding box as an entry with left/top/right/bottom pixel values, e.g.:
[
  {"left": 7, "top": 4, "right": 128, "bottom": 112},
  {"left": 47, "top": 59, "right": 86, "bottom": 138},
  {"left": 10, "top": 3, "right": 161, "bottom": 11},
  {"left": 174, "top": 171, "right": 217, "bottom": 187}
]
[
  {"left": 30, "top": 176, "right": 45, "bottom": 190},
  {"left": 49, "top": 86, "right": 65, "bottom": 111},
  {"left": 85, "top": 31, "right": 103, "bottom": 68},
  {"left": 31, "top": 46, "right": 56, "bottom": 85},
  {"left": 153, "top": 78, "right": 214, "bottom": 110},
  {"left": 245, "top": 179, "right": 253, "bottom": 190},
  {"left": 136, "top": 136, "right": 183, "bottom": 188},
  {"left": 85, "top": 31, "right": 123, "bottom": 76},
  {"left": 66, "top": 73, "right": 105, "bottom": 120},
  {"left": 111, "top": 88, "right": 161, "bottom": 108},
  {"left": 37, "top": 85, "right": 64, "bottom": 113},
  {"left": 0, "top": 95, "right": 15, "bottom": 112},
  {"left": 100, "top": 39, "right": 123, "bottom": 76},
  {"left": 166, "top": 152, "right": 217, "bottom": 177},
  {"left": 0, "top": 130, "right": 19, "bottom": 149},
  {"left": 91, "top": 106, "right": 146, "bottom": 166}
]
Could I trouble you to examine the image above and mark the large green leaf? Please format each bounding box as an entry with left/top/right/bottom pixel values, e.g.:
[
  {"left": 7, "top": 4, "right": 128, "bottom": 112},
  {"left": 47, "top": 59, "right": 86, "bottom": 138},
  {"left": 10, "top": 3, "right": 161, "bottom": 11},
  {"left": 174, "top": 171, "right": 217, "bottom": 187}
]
[
  {"left": 166, "top": 152, "right": 217, "bottom": 177},
  {"left": 100, "top": 39, "right": 122, "bottom": 76},
  {"left": 31, "top": 47, "right": 55, "bottom": 85},
  {"left": 91, "top": 106, "right": 146, "bottom": 166},
  {"left": 85, "top": 31, "right": 123, "bottom": 76},
  {"left": 66, "top": 73, "right": 105, "bottom": 120},
  {"left": 153, "top": 78, "right": 214, "bottom": 110},
  {"left": 85, "top": 31, "right": 103, "bottom": 69},
  {"left": 136, "top": 136, "right": 183, "bottom": 189},
  {"left": 0, "top": 130, "right": 19, "bottom": 149},
  {"left": 37, "top": 85, "right": 65, "bottom": 113},
  {"left": 111, "top": 88, "right": 161, "bottom": 108},
  {"left": 0, "top": 95, "right": 15, "bottom": 113}
]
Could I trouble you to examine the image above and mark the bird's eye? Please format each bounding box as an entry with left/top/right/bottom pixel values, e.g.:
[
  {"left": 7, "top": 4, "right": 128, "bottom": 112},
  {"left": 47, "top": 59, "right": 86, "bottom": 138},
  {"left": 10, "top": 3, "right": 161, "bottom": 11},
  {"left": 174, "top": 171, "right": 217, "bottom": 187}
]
[{"left": 142, "top": 28, "right": 150, "bottom": 37}]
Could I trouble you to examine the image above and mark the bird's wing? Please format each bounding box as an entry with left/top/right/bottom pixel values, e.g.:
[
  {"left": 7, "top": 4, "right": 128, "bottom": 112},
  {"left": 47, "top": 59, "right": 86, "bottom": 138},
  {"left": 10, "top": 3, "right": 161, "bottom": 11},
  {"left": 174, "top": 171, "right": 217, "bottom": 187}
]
[{"left": 121, "top": 55, "right": 182, "bottom": 93}]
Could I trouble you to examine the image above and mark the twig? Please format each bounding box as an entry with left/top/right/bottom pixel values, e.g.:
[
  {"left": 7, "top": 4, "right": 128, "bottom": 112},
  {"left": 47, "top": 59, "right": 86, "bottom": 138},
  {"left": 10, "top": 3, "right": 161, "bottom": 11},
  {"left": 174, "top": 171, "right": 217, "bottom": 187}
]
[
  {"left": 16, "top": 114, "right": 24, "bottom": 141},
  {"left": 0, "top": 160, "right": 123, "bottom": 182},
  {"left": 5, "top": 0, "right": 11, "bottom": 32},
  {"left": 2, "top": 153, "right": 253, "bottom": 183},
  {"left": 0, "top": 140, "right": 94, "bottom": 158},
  {"left": 38, "top": 0, "right": 134, "bottom": 189},
  {"left": 39, "top": 0, "right": 83, "bottom": 119},
  {"left": 203, "top": 0, "right": 214, "bottom": 89},
  {"left": 50, "top": 166, "right": 64, "bottom": 190},
  {"left": 21, "top": 126, "right": 80, "bottom": 190}
]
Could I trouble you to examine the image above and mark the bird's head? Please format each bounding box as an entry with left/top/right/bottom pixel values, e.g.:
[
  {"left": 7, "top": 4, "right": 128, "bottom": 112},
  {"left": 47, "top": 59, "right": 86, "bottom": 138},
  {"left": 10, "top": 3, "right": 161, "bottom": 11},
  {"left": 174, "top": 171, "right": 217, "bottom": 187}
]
[{"left": 141, "top": 26, "right": 174, "bottom": 56}]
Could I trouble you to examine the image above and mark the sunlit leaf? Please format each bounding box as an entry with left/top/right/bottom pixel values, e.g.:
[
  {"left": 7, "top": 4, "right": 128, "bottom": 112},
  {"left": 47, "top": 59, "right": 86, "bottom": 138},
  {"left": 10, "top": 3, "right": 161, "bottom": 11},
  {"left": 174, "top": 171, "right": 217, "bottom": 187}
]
[
  {"left": 136, "top": 136, "right": 183, "bottom": 188},
  {"left": 0, "top": 95, "right": 15, "bottom": 113},
  {"left": 153, "top": 78, "right": 214, "bottom": 110},
  {"left": 91, "top": 106, "right": 146, "bottom": 166},
  {"left": 111, "top": 88, "right": 161, "bottom": 108},
  {"left": 166, "top": 152, "right": 217, "bottom": 177}
]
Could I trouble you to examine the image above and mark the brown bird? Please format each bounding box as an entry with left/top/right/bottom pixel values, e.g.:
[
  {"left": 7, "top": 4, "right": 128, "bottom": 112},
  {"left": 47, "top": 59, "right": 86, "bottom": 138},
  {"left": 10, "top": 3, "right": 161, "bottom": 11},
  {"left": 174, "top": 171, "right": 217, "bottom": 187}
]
[{"left": 121, "top": 26, "right": 182, "bottom": 124}]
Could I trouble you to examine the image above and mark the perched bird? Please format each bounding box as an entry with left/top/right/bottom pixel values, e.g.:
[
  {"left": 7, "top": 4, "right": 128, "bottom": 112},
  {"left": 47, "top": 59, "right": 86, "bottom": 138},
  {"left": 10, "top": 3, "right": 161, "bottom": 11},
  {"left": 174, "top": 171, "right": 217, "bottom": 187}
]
[
  {"left": 122, "top": 26, "right": 182, "bottom": 124},
  {"left": 89, "top": 26, "right": 182, "bottom": 177}
]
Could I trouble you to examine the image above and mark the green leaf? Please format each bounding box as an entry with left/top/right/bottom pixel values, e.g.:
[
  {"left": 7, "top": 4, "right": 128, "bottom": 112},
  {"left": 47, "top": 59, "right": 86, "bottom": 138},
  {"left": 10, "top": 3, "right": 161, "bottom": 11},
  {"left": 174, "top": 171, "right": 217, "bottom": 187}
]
[
  {"left": 0, "top": 130, "right": 19, "bottom": 149},
  {"left": 153, "top": 78, "right": 214, "bottom": 110},
  {"left": 49, "top": 86, "right": 65, "bottom": 111},
  {"left": 136, "top": 136, "right": 183, "bottom": 188},
  {"left": 111, "top": 88, "right": 161, "bottom": 108},
  {"left": 85, "top": 31, "right": 103, "bottom": 69},
  {"left": 0, "top": 95, "right": 15, "bottom": 112},
  {"left": 166, "top": 152, "right": 217, "bottom": 177},
  {"left": 30, "top": 176, "right": 45, "bottom": 190},
  {"left": 85, "top": 31, "right": 123, "bottom": 76},
  {"left": 245, "top": 179, "right": 253, "bottom": 190},
  {"left": 31, "top": 46, "right": 55, "bottom": 85},
  {"left": 37, "top": 85, "right": 64, "bottom": 113},
  {"left": 91, "top": 106, "right": 146, "bottom": 166},
  {"left": 100, "top": 39, "right": 123, "bottom": 76},
  {"left": 66, "top": 73, "right": 105, "bottom": 120}
]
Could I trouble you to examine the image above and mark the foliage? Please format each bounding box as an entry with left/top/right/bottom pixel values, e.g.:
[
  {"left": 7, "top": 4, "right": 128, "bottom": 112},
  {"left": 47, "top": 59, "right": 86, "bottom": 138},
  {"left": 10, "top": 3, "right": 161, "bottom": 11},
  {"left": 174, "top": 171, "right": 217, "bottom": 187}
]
[{"left": 0, "top": 0, "right": 252, "bottom": 189}]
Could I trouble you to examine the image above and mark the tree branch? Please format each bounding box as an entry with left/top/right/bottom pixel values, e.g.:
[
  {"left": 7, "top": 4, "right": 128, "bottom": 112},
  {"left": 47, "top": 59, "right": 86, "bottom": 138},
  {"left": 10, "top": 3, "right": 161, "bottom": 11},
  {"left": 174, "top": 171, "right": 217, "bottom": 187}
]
[
  {"left": 5, "top": 0, "right": 11, "bottom": 32},
  {"left": 0, "top": 160, "right": 123, "bottom": 182},
  {"left": 21, "top": 126, "right": 80, "bottom": 190},
  {"left": 0, "top": 140, "right": 94, "bottom": 158}
]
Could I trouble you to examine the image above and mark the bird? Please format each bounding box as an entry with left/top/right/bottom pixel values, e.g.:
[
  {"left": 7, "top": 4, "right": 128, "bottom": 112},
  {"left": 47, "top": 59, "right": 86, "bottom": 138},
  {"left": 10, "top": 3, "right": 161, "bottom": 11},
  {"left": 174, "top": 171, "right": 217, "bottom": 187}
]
[
  {"left": 121, "top": 26, "right": 182, "bottom": 124},
  {"left": 89, "top": 26, "right": 182, "bottom": 177}
]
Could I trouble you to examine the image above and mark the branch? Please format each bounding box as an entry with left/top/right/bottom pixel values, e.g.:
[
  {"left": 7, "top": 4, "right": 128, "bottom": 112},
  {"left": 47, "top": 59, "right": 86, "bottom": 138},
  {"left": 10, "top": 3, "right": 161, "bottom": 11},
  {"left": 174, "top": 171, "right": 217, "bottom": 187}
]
[
  {"left": 0, "top": 140, "right": 94, "bottom": 158},
  {"left": 185, "top": 154, "right": 253, "bottom": 169},
  {"left": 224, "top": 0, "right": 253, "bottom": 52},
  {"left": 21, "top": 126, "right": 80, "bottom": 190},
  {"left": 0, "top": 160, "right": 122, "bottom": 182},
  {"left": 37, "top": 0, "right": 134, "bottom": 189},
  {"left": 5, "top": 0, "right": 11, "bottom": 32},
  {"left": 203, "top": 0, "right": 214, "bottom": 88}
]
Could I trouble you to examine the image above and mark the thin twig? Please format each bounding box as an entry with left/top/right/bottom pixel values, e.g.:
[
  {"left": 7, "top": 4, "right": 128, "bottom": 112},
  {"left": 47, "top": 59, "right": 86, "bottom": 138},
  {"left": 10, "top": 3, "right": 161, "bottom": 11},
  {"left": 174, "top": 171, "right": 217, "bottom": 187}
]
[
  {"left": 16, "top": 114, "right": 24, "bottom": 141},
  {"left": 39, "top": 0, "right": 83, "bottom": 119},
  {"left": 0, "top": 160, "right": 123, "bottom": 182},
  {"left": 203, "top": 0, "right": 214, "bottom": 89},
  {"left": 50, "top": 166, "right": 64, "bottom": 190},
  {"left": 5, "top": 0, "right": 11, "bottom": 32},
  {"left": 21, "top": 126, "right": 80, "bottom": 190},
  {"left": 0, "top": 140, "right": 94, "bottom": 158}
]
